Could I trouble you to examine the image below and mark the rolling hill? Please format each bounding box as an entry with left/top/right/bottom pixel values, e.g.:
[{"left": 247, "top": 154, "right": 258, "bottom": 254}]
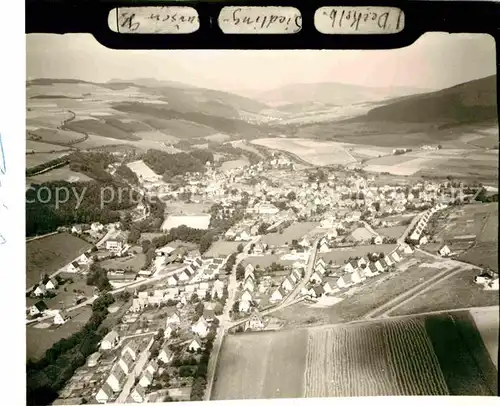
[{"left": 359, "top": 74, "right": 497, "bottom": 127}]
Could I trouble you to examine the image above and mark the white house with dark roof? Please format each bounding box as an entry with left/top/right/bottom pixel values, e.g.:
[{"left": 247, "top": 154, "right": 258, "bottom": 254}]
[
  {"left": 336, "top": 274, "right": 353, "bottom": 289},
  {"left": 139, "top": 369, "right": 154, "bottom": 388},
  {"left": 95, "top": 382, "right": 113, "bottom": 404},
  {"left": 131, "top": 385, "right": 146, "bottom": 403},
  {"left": 281, "top": 276, "right": 295, "bottom": 292},
  {"left": 240, "top": 289, "right": 253, "bottom": 302},
  {"left": 101, "top": 331, "right": 120, "bottom": 350},
  {"left": 310, "top": 271, "right": 323, "bottom": 284},
  {"left": 189, "top": 336, "right": 203, "bottom": 352},
  {"left": 166, "top": 310, "right": 181, "bottom": 326},
  {"left": 344, "top": 261, "right": 358, "bottom": 274},
  {"left": 243, "top": 277, "right": 255, "bottom": 292},
  {"left": 158, "top": 343, "right": 174, "bottom": 364},
  {"left": 106, "top": 364, "right": 127, "bottom": 392},
  {"left": 270, "top": 286, "right": 286, "bottom": 303},
  {"left": 118, "top": 351, "right": 135, "bottom": 375},
  {"left": 239, "top": 299, "right": 252, "bottom": 313},
  {"left": 438, "top": 245, "right": 451, "bottom": 257},
  {"left": 191, "top": 316, "right": 210, "bottom": 338}
]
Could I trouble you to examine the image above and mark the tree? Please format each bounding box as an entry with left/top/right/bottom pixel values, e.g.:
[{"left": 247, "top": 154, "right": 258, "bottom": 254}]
[
  {"left": 86, "top": 265, "right": 111, "bottom": 292},
  {"left": 141, "top": 240, "right": 151, "bottom": 253},
  {"left": 237, "top": 243, "right": 244, "bottom": 253},
  {"left": 128, "top": 227, "right": 141, "bottom": 244},
  {"left": 236, "top": 263, "right": 245, "bottom": 280},
  {"left": 121, "top": 212, "right": 133, "bottom": 231},
  {"left": 287, "top": 191, "right": 296, "bottom": 200},
  {"left": 195, "top": 302, "right": 204, "bottom": 318},
  {"left": 232, "top": 301, "right": 239, "bottom": 313}
]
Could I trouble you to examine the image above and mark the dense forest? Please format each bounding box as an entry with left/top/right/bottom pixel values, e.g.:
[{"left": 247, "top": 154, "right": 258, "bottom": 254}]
[
  {"left": 26, "top": 294, "right": 116, "bottom": 406},
  {"left": 26, "top": 181, "right": 140, "bottom": 236},
  {"left": 142, "top": 149, "right": 214, "bottom": 178}
]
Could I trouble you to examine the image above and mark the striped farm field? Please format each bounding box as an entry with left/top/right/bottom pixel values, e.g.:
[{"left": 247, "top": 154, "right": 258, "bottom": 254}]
[
  {"left": 212, "top": 311, "right": 497, "bottom": 399},
  {"left": 305, "top": 319, "right": 449, "bottom": 397}
]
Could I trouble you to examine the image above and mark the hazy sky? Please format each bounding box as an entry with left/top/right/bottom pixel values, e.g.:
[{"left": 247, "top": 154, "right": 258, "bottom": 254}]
[{"left": 27, "top": 32, "right": 496, "bottom": 92}]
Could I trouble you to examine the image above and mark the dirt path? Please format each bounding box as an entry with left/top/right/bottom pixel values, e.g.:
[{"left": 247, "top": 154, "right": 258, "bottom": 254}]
[{"left": 363, "top": 266, "right": 461, "bottom": 320}]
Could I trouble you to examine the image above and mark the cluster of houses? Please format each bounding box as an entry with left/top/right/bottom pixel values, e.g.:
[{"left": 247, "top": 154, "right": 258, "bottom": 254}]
[
  {"left": 474, "top": 269, "right": 499, "bottom": 291},
  {"left": 269, "top": 265, "right": 304, "bottom": 303},
  {"left": 303, "top": 245, "right": 412, "bottom": 299},
  {"left": 410, "top": 202, "right": 448, "bottom": 244},
  {"left": 130, "top": 277, "right": 225, "bottom": 312},
  {"left": 96, "top": 336, "right": 152, "bottom": 403},
  {"left": 164, "top": 256, "right": 226, "bottom": 287}
]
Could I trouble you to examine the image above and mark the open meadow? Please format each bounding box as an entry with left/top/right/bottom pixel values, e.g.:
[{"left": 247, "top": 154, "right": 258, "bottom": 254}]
[
  {"left": 26, "top": 233, "right": 92, "bottom": 288},
  {"left": 389, "top": 269, "right": 500, "bottom": 317},
  {"left": 261, "top": 222, "right": 320, "bottom": 247},
  {"left": 27, "top": 166, "right": 93, "bottom": 184},
  {"left": 26, "top": 307, "right": 92, "bottom": 361},
  {"left": 26, "top": 152, "right": 68, "bottom": 169},
  {"left": 212, "top": 330, "right": 307, "bottom": 400},
  {"left": 251, "top": 138, "right": 357, "bottom": 166},
  {"left": 470, "top": 307, "right": 499, "bottom": 369},
  {"left": 202, "top": 241, "right": 240, "bottom": 258},
  {"left": 431, "top": 203, "right": 498, "bottom": 271}
]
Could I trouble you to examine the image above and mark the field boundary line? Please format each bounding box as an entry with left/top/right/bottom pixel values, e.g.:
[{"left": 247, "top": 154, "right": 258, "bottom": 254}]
[
  {"left": 381, "top": 268, "right": 466, "bottom": 318},
  {"left": 363, "top": 267, "right": 457, "bottom": 319}
]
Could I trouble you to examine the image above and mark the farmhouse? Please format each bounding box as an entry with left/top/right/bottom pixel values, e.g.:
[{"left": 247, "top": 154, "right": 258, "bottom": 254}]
[
  {"left": 158, "top": 344, "right": 174, "bottom": 363},
  {"left": 106, "top": 364, "right": 127, "bottom": 392},
  {"left": 309, "top": 285, "right": 325, "bottom": 298},
  {"left": 95, "top": 383, "right": 113, "bottom": 404},
  {"left": 189, "top": 337, "right": 203, "bottom": 352},
  {"left": 139, "top": 370, "right": 154, "bottom": 388},
  {"left": 281, "top": 276, "right": 295, "bottom": 292},
  {"left": 118, "top": 351, "right": 135, "bottom": 375},
  {"left": 29, "top": 300, "right": 48, "bottom": 317},
  {"left": 310, "top": 271, "right": 323, "bottom": 284},
  {"left": 53, "top": 311, "right": 70, "bottom": 325},
  {"left": 33, "top": 284, "right": 47, "bottom": 297},
  {"left": 246, "top": 309, "right": 265, "bottom": 331},
  {"left": 270, "top": 286, "right": 286, "bottom": 303},
  {"left": 438, "top": 245, "right": 451, "bottom": 257},
  {"left": 166, "top": 310, "right": 181, "bottom": 326},
  {"left": 337, "top": 274, "right": 353, "bottom": 289},
  {"left": 131, "top": 385, "right": 146, "bottom": 403},
  {"left": 87, "top": 352, "right": 102, "bottom": 367},
  {"left": 240, "top": 289, "right": 253, "bottom": 302},
  {"left": 106, "top": 239, "right": 124, "bottom": 254},
  {"left": 45, "top": 277, "right": 58, "bottom": 290},
  {"left": 191, "top": 316, "right": 210, "bottom": 338},
  {"left": 239, "top": 299, "right": 252, "bottom": 313},
  {"left": 101, "top": 331, "right": 120, "bottom": 350}
]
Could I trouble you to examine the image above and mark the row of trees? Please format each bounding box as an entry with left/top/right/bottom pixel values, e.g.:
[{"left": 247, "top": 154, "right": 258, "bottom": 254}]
[
  {"left": 26, "top": 181, "right": 137, "bottom": 236},
  {"left": 27, "top": 293, "right": 115, "bottom": 406}
]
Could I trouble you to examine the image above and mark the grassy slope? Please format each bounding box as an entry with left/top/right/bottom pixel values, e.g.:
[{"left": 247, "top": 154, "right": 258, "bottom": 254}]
[
  {"left": 26, "top": 233, "right": 92, "bottom": 287},
  {"left": 422, "top": 312, "right": 496, "bottom": 395}
]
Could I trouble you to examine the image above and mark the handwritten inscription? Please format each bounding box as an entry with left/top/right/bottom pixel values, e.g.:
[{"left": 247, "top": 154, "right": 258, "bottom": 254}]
[
  {"left": 108, "top": 7, "right": 200, "bottom": 34},
  {"left": 315, "top": 7, "right": 405, "bottom": 34},
  {"left": 0, "top": 133, "right": 7, "bottom": 245},
  {"left": 218, "top": 7, "right": 302, "bottom": 34}
]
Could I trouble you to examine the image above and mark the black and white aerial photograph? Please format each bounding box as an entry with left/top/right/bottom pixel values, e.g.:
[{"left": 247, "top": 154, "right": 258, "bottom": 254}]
[{"left": 26, "top": 32, "right": 498, "bottom": 405}]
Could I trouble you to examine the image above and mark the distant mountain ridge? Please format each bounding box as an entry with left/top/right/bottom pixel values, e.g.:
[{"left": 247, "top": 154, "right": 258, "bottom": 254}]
[{"left": 255, "top": 82, "right": 432, "bottom": 107}]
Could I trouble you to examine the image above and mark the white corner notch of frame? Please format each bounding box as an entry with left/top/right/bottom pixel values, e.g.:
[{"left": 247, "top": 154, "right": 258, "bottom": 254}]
[
  {"left": 108, "top": 6, "right": 200, "bottom": 34},
  {"left": 218, "top": 6, "right": 302, "bottom": 34},
  {"left": 315, "top": 7, "right": 405, "bottom": 34}
]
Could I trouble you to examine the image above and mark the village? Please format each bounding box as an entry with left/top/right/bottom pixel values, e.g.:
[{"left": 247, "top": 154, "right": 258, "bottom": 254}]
[{"left": 26, "top": 150, "right": 498, "bottom": 405}]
